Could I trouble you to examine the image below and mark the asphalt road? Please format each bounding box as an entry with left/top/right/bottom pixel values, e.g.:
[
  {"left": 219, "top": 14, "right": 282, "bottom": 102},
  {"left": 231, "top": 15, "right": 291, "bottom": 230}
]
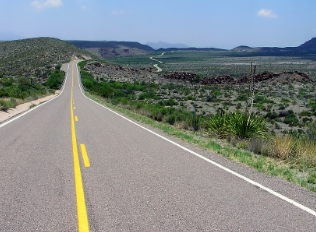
[{"left": 1, "top": 60, "right": 316, "bottom": 231}]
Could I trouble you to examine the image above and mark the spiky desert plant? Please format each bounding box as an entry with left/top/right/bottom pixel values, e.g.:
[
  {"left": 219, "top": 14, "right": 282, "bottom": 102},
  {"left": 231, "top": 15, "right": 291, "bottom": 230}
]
[
  {"left": 226, "top": 111, "right": 268, "bottom": 139},
  {"left": 207, "top": 112, "right": 229, "bottom": 139}
]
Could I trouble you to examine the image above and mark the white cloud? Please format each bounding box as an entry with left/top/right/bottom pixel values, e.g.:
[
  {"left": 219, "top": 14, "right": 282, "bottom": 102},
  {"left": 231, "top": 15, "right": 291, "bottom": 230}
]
[
  {"left": 111, "top": 10, "right": 125, "bottom": 15},
  {"left": 31, "top": 0, "right": 63, "bottom": 10},
  {"left": 257, "top": 9, "right": 277, "bottom": 18},
  {"left": 81, "top": 5, "right": 87, "bottom": 10}
]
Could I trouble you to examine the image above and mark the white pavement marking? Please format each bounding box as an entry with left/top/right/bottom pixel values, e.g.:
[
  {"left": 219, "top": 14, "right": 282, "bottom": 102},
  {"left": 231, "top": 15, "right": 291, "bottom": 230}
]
[
  {"left": 76, "top": 63, "right": 316, "bottom": 218},
  {"left": 0, "top": 70, "right": 69, "bottom": 129}
]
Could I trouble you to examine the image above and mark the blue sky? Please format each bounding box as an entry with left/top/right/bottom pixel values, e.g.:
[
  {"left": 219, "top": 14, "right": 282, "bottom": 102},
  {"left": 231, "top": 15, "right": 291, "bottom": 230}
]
[{"left": 0, "top": 0, "right": 315, "bottom": 49}]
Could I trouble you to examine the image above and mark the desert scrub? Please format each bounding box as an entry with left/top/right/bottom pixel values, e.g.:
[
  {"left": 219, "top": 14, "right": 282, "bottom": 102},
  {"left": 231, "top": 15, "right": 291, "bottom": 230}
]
[
  {"left": 0, "top": 98, "right": 17, "bottom": 111},
  {"left": 272, "top": 135, "right": 295, "bottom": 160},
  {"left": 29, "top": 103, "right": 36, "bottom": 108},
  {"left": 261, "top": 135, "right": 316, "bottom": 166},
  {"left": 295, "top": 139, "right": 316, "bottom": 167},
  {"left": 44, "top": 66, "right": 65, "bottom": 90},
  {"left": 207, "top": 111, "right": 268, "bottom": 139}
]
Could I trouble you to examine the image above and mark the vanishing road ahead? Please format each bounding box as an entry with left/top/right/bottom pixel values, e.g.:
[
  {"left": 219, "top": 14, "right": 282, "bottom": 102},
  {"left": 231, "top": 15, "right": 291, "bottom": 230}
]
[{"left": 1, "top": 61, "right": 316, "bottom": 231}]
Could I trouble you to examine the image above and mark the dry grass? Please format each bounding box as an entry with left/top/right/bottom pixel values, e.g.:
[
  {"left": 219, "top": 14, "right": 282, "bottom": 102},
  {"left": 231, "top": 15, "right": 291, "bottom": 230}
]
[
  {"left": 273, "top": 135, "right": 295, "bottom": 160},
  {"left": 246, "top": 135, "right": 316, "bottom": 167},
  {"left": 268, "top": 135, "right": 316, "bottom": 167},
  {"left": 295, "top": 139, "right": 316, "bottom": 167}
]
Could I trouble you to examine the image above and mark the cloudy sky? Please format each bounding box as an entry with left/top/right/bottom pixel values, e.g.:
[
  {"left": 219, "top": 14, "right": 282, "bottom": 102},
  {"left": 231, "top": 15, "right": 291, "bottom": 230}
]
[{"left": 0, "top": 0, "right": 315, "bottom": 49}]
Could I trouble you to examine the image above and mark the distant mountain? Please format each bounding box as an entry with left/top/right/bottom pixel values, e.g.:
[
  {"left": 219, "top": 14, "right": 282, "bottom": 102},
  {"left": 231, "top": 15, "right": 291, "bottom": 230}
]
[
  {"left": 230, "top": 38, "right": 316, "bottom": 56},
  {"left": 298, "top": 37, "right": 316, "bottom": 51},
  {"left": 68, "top": 37, "right": 316, "bottom": 60},
  {"left": 157, "top": 47, "right": 227, "bottom": 52},
  {"left": 147, "top": 41, "right": 189, "bottom": 49},
  {"left": 231, "top": 45, "right": 253, "bottom": 52},
  {"left": 68, "top": 40, "right": 154, "bottom": 59}
]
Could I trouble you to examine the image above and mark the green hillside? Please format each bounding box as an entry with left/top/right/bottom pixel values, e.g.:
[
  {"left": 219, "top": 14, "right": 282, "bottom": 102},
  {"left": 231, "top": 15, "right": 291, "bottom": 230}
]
[
  {"left": 0, "top": 37, "right": 92, "bottom": 77},
  {"left": 0, "top": 37, "right": 94, "bottom": 110}
]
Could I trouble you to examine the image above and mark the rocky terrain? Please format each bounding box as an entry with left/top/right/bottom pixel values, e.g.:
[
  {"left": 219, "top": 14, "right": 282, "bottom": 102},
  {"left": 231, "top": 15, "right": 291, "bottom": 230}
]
[
  {"left": 164, "top": 71, "right": 312, "bottom": 85},
  {"left": 85, "top": 61, "right": 313, "bottom": 87}
]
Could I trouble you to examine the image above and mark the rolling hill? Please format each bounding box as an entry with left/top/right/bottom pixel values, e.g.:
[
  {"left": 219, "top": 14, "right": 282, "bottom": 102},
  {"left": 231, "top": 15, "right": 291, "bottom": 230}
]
[
  {"left": 0, "top": 37, "right": 93, "bottom": 78},
  {"left": 67, "top": 40, "right": 154, "bottom": 59}
]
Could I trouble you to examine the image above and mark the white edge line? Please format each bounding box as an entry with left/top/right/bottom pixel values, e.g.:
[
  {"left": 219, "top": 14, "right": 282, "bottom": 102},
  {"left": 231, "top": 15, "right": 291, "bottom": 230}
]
[
  {"left": 0, "top": 68, "right": 69, "bottom": 129},
  {"left": 75, "top": 62, "right": 316, "bottom": 218}
]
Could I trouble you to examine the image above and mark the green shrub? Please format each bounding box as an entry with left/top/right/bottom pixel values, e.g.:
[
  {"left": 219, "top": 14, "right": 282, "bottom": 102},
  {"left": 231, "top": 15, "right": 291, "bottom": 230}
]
[
  {"left": 265, "top": 111, "right": 278, "bottom": 120},
  {"left": 299, "top": 111, "right": 312, "bottom": 117},
  {"left": 207, "top": 112, "right": 229, "bottom": 138},
  {"left": 283, "top": 116, "right": 299, "bottom": 125},
  {"left": 0, "top": 98, "right": 17, "bottom": 111},
  {"left": 235, "top": 94, "right": 247, "bottom": 101},
  {"left": 44, "top": 70, "right": 64, "bottom": 89},
  {"left": 227, "top": 111, "right": 268, "bottom": 139},
  {"left": 207, "top": 110, "right": 268, "bottom": 139},
  {"left": 138, "top": 93, "right": 149, "bottom": 100}
]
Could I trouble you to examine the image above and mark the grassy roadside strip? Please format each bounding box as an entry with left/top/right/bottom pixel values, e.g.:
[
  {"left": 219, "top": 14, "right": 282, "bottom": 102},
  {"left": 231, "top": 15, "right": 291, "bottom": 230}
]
[{"left": 85, "top": 91, "right": 316, "bottom": 192}]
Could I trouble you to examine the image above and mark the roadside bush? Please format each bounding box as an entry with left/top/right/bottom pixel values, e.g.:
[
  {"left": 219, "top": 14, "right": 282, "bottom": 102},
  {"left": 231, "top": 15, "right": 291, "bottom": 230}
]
[
  {"left": 226, "top": 111, "right": 268, "bottom": 139},
  {"left": 0, "top": 98, "right": 17, "bottom": 111},
  {"left": 207, "top": 112, "right": 228, "bottom": 138},
  {"left": 207, "top": 111, "right": 268, "bottom": 139},
  {"left": 45, "top": 70, "right": 64, "bottom": 89}
]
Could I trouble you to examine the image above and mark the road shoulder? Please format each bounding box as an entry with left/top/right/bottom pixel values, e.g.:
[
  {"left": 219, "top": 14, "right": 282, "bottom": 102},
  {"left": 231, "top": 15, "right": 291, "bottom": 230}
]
[{"left": 0, "top": 91, "right": 60, "bottom": 124}]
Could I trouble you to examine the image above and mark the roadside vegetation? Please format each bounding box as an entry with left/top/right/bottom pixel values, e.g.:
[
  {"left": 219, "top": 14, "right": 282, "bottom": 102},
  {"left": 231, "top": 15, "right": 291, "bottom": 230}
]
[
  {"left": 79, "top": 59, "right": 316, "bottom": 192},
  {"left": 0, "top": 37, "right": 94, "bottom": 111},
  {"left": 0, "top": 64, "right": 64, "bottom": 111}
]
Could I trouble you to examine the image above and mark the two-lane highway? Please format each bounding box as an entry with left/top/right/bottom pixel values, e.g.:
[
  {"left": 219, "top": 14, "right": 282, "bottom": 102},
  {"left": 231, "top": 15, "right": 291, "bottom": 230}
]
[{"left": 1, "top": 60, "right": 316, "bottom": 231}]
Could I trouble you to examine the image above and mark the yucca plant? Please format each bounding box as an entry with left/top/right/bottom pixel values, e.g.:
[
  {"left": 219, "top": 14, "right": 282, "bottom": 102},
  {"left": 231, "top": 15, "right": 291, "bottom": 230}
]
[
  {"left": 207, "top": 112, "right": 229, "bottom": 138},
  {"left": 226, "top": 111, "right": 268, "bottom": 139}
]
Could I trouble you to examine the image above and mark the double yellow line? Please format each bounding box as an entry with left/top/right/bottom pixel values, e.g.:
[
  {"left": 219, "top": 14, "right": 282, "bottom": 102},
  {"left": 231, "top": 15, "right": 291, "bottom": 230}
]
[{"left": 71, "top": 63, "right": 90, "bottom": 232}]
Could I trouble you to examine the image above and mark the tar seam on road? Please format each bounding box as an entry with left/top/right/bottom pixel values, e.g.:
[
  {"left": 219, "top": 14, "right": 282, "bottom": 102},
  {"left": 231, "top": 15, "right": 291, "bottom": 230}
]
[
  {"left": 0, "top": 72, "right": 69, "bottom": 129},
  {"left": 71, "top": 62, "right": 90, "bottom": 231},
  {"left": 75, "top": 62, "right": 316, "bottom": 218}
]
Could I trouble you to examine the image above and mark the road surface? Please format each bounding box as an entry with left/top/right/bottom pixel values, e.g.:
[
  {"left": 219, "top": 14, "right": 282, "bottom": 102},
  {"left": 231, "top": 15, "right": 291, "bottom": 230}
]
[
  {"left": 1, "top": 60, "right": 316, "bottom": 231},
  {"left": 149, "top": 52, "right": 164, "bottom": 72}
]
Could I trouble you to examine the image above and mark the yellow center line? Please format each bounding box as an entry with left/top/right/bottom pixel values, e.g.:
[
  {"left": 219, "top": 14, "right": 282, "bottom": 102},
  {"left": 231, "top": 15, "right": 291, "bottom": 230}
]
[
  {"left": 80, "top": 144, "right": 91, "bottom": 167},
  {"left": 71, "top": 62, "right": 90, "bottom": 232},
  {"left": 75, "top": 116, "right": 78, "bottom": 121}
]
